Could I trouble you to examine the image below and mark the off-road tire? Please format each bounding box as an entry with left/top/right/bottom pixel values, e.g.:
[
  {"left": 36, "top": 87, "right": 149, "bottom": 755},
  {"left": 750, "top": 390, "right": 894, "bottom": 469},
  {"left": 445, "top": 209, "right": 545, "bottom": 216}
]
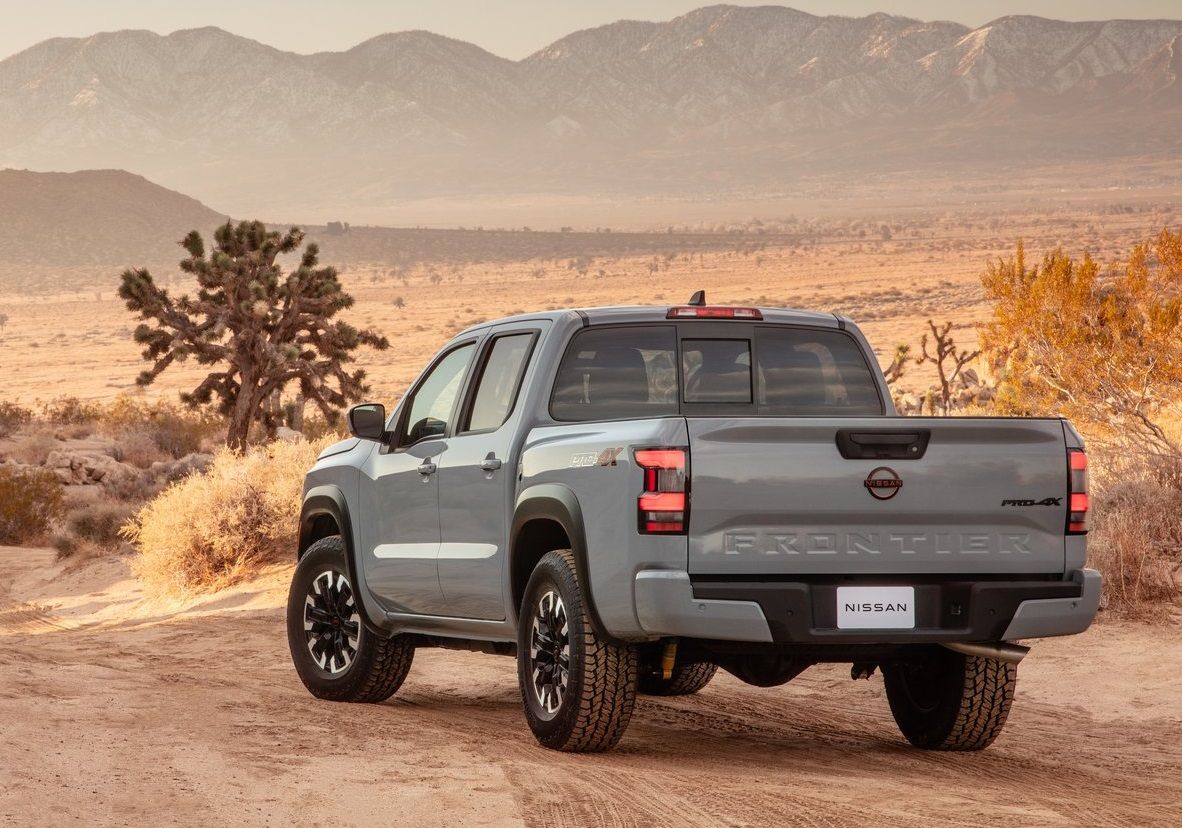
[
  {"left": 883, "top": 648, "right": 1016, "bottom": 751},
  {"left": 639, "top": 661, "right": 718, "bottom": 696},
  {"left": 287, "top": 536, "right": 414, "bottom": 703},
  {"left": 517, "top": 549, "right": 638, "bottom": 752}
]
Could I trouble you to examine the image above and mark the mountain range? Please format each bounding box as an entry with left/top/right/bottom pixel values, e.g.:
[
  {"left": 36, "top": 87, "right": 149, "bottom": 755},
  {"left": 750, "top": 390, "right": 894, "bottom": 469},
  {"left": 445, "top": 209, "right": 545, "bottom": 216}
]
[{"left": 0, "top": 5, "right": 1179, "bottom": 223}]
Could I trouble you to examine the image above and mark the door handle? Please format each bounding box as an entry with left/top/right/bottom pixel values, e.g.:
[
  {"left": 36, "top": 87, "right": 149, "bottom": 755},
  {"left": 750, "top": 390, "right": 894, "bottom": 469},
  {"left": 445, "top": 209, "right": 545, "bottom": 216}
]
[
  {"left": 417, "top": 461, "right": 437, "bottom": 475},
  {"left": 480, "top": 456, "right": 503, "bottom": 472}
]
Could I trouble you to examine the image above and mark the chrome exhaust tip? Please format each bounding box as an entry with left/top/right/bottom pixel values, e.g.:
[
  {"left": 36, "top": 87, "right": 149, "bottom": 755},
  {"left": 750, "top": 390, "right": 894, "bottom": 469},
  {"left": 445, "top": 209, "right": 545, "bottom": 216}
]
[{"left": 942, "top": 641, "right": 1030, "bottom": 664}]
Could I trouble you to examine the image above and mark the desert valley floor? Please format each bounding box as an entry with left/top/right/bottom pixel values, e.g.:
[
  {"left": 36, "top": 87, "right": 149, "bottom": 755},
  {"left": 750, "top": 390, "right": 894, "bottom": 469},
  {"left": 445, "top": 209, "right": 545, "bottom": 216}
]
[
  {"left": 1, "top": 546, "right": 1180, "bottom": 827},
  {"left": 0, "top": 201, "right": 1170, "bottom": 405}
]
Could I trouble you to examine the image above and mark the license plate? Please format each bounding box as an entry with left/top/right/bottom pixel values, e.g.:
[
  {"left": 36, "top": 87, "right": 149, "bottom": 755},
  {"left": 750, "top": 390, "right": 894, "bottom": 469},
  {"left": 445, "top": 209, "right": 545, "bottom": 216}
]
[{"left": 836, "top": 586, "right": 915, "bottom": 629}]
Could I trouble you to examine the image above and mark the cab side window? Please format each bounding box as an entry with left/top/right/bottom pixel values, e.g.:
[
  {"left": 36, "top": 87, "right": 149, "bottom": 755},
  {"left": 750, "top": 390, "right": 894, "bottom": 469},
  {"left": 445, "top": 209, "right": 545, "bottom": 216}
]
[
  {"left": 463, "top": 333, "right": 535, "bottom": 433},
  {"left": 399, "top": 343, "right": 475, "bottom": 447},
  {"left": 550, "top": 326, "right": 678, "bottom": 422}
]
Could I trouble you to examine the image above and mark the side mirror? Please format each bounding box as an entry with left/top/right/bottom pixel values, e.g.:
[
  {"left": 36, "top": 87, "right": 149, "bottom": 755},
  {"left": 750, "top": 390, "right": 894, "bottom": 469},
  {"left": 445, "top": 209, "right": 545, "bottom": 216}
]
[
  {"left": 347, "top": 403, "right": 386, "bottom": 441},
  {"left": 406, "top": 416, "right": 446, "bottom": 444}
]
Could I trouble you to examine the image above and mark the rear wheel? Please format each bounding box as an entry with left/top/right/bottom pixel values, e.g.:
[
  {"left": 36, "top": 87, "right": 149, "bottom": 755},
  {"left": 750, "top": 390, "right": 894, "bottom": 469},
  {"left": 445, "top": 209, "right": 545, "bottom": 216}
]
[
  {"left": 639, "top": 660, "right": 718, "bottom": 696},
  {"left": 883, "top": 648, "right": 1016, "bottom": 751},
  {"left": 517, "top": 549, "right": 638, "bottom": 752},
  {"left": 287, "top": 536, "right": 414, "bottom": 703}
]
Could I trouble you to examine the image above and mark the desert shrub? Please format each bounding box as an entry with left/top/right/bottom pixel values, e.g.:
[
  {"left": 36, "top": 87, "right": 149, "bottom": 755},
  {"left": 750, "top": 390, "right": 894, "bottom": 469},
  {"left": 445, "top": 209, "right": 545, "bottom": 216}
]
[
  {"left": 99, "top": 396, "right": 219, "bottom": 459},
  {"left": 40, "top": 396, "right": 103, "bottom": 426},
  {"left": 981, "top": 230, "right": 1182, "bottom": 458},
  {"left": 0, "top": 401, "right": 32, "bottom": 438},
  {"left": 111, "top": 429, "right": 168, "bottom": 468},
  {"left": 3, "top": 429, "right": 57, "bottom": 465},
  {"left": 52, "top": 533, "right": 80, "bottom": 559},
  {"left": 1087, "top": 453, "right": 1182, "bottom": 613},
  {"left": 124, "top": 436, "right": 332, "bottom": 594},
  {"left": 300, "top": 410, "right": 348, "bottom": 441},
  {"left": 105, "top": 470, "right": 155, "bottom": 504},
  {"left": 68, "top": 501, "right": 137, "bottom": 549},
  {"left": 0, "top": 465, "right": 64, "bottom": 544}
]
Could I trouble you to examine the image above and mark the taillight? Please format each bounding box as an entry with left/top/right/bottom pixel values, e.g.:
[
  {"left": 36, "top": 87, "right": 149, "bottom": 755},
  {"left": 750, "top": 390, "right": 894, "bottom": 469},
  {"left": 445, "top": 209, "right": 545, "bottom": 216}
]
[
  {"left": 1067, "top": 448, "right": 1089, "bottom": 534},
  {"left": 666, "top": 306, "right": 763, "bottom": 320},
  {"left": 635, "top": 448, "right": 688, "bottom": 534}
]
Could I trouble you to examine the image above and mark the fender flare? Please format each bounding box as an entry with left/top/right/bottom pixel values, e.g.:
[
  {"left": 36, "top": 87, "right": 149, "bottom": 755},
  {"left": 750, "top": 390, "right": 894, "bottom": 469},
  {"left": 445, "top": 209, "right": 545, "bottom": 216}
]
[
  {"left": 299, "top": 485, "right": 388, "bottom": 636},
  {"left": 511, "top": 483, "right": 617, "bottom": 644}
]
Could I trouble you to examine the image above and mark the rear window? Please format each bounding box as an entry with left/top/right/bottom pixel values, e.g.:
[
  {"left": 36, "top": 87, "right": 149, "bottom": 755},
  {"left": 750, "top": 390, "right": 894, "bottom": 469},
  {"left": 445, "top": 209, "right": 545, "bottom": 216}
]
[
  {"left": 549, "top": 324, "right": 882, "bottom": 421},
  {"left": 683, "top": 339, "right": 752, "bottom": 403},
  {"left": 550, "top": 326, "right": 678, "bottom": 421},
  {"left": 755, "top": 328, "right": 882, "bottom": 414}
]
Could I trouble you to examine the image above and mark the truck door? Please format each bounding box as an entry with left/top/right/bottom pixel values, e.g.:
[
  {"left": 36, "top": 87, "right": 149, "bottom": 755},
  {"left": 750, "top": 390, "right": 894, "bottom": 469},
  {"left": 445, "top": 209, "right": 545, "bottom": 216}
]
[
  {"left": 435, "top": 321, "right": 547, "bottom": 619},
  {"left": 360, "top": 339, "right": 477, "bottom": 615}
]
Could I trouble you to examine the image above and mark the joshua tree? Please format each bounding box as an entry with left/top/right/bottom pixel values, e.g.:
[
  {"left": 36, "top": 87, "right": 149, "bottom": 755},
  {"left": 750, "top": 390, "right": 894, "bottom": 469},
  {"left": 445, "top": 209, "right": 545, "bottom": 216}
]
[
  {"left": 881, "top": 343, "right": 910, "bottom": 387},
  {"left": 119, "top": 220, "right": 388, "bottom": 451},
  {"left": 916, "top": 320, "right": 980, "bottom": 415}
]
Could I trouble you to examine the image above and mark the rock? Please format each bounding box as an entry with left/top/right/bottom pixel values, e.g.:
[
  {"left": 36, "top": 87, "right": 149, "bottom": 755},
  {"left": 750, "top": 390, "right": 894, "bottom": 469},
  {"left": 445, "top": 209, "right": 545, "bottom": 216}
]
[
  {"left": 893, "top": 392, "right": 921, "bottom": 415},
  {"left": 150, "top": 452, "right": 215, "bottom": 484},
  {"left": 44, "top": 449, "right": 140, "bottom": 488},
  {"left": 169, "top": 452, "right": 213, "bottom": 480},
  {"left": 275, "top": 426, "right": 304, "bottom": 443}
]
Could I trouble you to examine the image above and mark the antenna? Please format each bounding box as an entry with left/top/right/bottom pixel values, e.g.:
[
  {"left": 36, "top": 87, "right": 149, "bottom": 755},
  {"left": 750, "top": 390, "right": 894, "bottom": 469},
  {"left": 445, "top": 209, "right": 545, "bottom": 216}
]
[{"left": 687, "top": 290, "right": 706, "bottom": 306}]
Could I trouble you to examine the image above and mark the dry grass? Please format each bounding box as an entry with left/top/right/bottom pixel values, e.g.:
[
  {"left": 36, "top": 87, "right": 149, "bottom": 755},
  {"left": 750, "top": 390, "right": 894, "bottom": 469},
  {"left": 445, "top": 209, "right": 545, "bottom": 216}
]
[
  {"left": 1088, "top": 453, "right": 1182, "bottom": 615},
  {"left": 97, "top": 396, "right": 219, "bottom": 459},
  {"left": 0, "top": 465, "right": 64, "bottom": 545},
  {"left": 0, "top": 401, "right": 32, "bottom": 438},
  {"left": 124, "top": 436, "right": 333, "bottom": 595},
  {"left": 3, "top": 428, "right": 59, "bottom": 466}
]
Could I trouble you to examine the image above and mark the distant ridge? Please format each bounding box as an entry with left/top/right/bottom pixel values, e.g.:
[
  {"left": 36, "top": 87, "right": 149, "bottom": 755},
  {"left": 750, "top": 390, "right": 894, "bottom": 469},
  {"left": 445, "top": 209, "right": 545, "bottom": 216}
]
[
  {"left": 0, "top": 169, "right": 226, "bottom": 267},
  {"left": 0, "top": 6, "right": 1179, "bottom": 219}
]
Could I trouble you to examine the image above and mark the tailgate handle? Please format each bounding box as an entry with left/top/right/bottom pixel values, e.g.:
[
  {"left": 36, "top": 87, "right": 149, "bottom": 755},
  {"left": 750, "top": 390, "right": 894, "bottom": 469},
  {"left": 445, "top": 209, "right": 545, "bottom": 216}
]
[{"left": 836, "top": 429, "right": 930, "bottom": 460}]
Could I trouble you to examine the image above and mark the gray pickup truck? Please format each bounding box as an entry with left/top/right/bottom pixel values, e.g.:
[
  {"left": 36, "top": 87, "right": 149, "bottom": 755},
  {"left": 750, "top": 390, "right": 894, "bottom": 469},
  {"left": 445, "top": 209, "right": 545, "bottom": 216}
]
[{"left": 287, "top": 297, "right": 1099, "bottom": 753}]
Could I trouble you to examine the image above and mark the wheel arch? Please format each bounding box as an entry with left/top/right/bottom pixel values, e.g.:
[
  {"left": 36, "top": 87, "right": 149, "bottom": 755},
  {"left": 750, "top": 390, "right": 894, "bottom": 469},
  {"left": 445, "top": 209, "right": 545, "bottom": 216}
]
[
  {"left": 299, "top": 485, "right": 388, "bottom": 636},
  {"left": 511, "top": 483, "right": 617, "bottom": 644}
]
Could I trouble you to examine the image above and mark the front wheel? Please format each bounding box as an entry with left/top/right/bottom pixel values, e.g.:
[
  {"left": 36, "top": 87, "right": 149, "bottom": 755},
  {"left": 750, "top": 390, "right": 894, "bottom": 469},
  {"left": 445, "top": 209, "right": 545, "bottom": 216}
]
[
  {"left": 883, "top": 648, "right": 1016, "bottom": 751},
  {"left": 517, "top": 549, "right": 638, "bottom": 752},
  {"left": 287, "top": 536, "right": 415, "bottom": 703}
]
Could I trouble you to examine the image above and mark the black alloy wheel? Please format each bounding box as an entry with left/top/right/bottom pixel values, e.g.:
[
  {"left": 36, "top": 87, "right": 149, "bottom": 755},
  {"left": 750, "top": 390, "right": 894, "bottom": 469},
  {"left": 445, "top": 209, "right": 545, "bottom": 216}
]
[
  {"left": 528, "top": 589, "right": 571, "bottom": 717},
  {"left": 303, "top": 569, "right": 361, "bottom": 676}
]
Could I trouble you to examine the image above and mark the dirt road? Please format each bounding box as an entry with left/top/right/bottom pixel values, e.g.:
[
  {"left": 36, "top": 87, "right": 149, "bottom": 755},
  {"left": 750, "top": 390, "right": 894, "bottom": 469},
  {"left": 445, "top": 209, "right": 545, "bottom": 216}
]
[{"left": 1, "top": 546, "right": 1180, "bottom": 827}]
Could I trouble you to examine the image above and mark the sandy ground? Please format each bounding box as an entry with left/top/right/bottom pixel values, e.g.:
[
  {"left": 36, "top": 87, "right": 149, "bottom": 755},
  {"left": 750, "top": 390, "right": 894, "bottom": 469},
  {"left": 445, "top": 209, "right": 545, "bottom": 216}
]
[{"left": 1, "top": 547, "right": 1180, "bottom": 827}]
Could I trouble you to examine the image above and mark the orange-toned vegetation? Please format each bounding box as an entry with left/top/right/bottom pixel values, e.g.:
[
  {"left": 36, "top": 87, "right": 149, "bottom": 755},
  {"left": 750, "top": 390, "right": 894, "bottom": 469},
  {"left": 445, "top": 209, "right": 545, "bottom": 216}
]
[
  {"left": 123, "top": 436, "right": 333, "bottom": 594},
  {"left": 981, "top": 230, "right": 1182, "bottom": 612}
]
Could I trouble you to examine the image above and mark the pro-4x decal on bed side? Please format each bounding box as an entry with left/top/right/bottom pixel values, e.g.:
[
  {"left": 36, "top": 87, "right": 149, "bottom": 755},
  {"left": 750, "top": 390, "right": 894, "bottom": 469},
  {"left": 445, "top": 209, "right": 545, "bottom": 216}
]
[{"left": 570, "top": 448, "right": 624, "bottom": 468}]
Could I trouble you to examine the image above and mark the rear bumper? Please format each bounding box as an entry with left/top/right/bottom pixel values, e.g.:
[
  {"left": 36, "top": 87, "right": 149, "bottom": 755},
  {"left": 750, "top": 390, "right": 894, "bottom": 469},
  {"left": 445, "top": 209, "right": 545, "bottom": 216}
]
[{"left": 633, "top": 568, "right": 1100, "bottom": 645}]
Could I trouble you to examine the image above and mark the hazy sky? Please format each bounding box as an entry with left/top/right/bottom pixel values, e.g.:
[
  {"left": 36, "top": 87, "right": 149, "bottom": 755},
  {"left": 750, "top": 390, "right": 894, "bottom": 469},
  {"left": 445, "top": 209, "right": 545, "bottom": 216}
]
[{"left": 3, "top": 0, "right": 1180, "bottom": 61}]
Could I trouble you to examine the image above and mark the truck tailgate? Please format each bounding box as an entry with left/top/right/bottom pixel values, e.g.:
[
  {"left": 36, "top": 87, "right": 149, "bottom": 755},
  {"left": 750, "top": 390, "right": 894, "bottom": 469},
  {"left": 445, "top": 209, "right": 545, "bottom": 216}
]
[{"left": 687, "top": 417, "right": 1068, "bottom": 575}]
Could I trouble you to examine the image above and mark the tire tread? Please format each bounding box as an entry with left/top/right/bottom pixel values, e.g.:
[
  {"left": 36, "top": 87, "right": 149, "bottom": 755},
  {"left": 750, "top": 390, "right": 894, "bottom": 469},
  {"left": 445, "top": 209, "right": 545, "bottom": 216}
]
[
  {"left": 639, "top": 661, "right": 718, "bottom": 696},
  {"left": 288, "top": 536, "right": 414, "bottom": 704},
  {"left": 939, "top": 655, "right": 1016, "bottom": 750},
  {"left": 521, "top": 549, "right": 638, "bottom": 752}
]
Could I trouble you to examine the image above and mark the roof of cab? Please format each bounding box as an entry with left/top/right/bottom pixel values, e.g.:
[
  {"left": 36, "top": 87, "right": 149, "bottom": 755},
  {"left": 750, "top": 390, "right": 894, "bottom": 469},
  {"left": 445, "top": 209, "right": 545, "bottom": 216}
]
[{"left": 453, "top": 304, "right": 843, "bottom": 337}]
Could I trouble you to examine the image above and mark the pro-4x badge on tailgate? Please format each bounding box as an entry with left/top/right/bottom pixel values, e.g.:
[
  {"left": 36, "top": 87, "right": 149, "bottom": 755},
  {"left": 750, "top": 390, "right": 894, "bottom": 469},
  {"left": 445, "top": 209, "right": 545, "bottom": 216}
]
[{"left": 864, "top": 466, "right": 903, "bottom": 500}]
